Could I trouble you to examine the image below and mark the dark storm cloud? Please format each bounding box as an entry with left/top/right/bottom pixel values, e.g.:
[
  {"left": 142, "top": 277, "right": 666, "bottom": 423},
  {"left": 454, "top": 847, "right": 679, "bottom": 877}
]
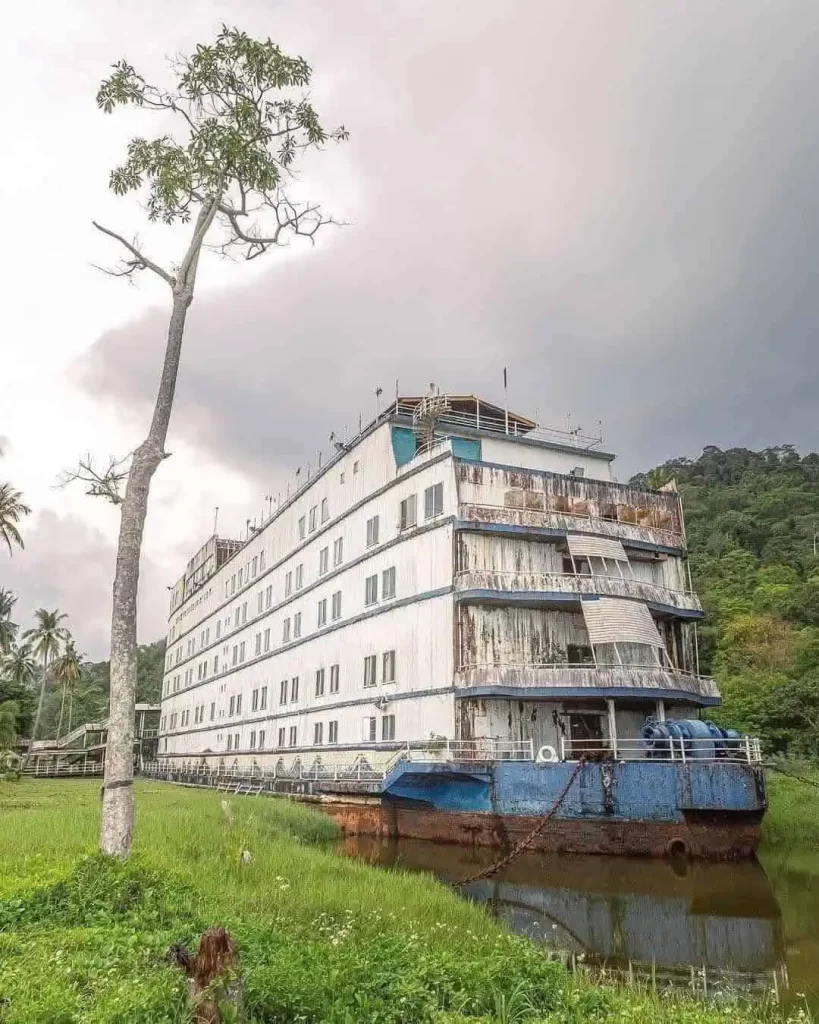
[
  {"left": 2, "top": 511, "right": 167, "bottom": 658},
  {"left": 78, "top": 0, "right": 819, "bottom": 483}
]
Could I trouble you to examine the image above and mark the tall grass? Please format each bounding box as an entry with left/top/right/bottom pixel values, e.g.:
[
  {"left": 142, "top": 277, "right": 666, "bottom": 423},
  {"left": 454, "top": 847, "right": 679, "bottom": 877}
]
[
  {"left": 761, "top": 765, "right": 819, "bottom": 850},
  {"left": 0, "top": 780, "right": 813, "bottom": 1023}
]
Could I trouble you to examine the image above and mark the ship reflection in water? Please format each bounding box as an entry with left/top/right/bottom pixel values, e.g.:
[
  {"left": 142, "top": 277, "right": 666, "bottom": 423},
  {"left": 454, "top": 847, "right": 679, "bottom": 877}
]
[{"left": 340, "top": 837, "right": 788, "bottom": 999}]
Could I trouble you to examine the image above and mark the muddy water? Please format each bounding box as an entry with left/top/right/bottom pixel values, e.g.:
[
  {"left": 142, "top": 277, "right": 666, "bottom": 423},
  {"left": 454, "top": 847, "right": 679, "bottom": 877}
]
[{"left": 340, "top": 837, "right": 819, "bottom": 1008}]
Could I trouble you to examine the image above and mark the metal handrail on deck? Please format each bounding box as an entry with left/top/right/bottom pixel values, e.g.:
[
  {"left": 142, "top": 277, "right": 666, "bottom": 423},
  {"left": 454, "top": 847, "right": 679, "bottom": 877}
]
[
  {"left": 560, "top": 736, "right": 763, "bottom": 764},
  {"left": 454, "top": 569, "right": 699, "bottom": 601}
]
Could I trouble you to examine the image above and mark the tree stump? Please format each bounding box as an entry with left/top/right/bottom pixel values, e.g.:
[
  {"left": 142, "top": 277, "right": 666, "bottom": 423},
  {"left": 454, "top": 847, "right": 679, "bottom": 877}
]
[{"left": 169, "top": 927, "right": 241, "bottom": 1023}]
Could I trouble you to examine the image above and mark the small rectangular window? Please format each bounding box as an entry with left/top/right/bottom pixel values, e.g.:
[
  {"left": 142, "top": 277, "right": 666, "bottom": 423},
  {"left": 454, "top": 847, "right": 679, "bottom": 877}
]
[
  {"left": 329, "top": 720, "right": 338, "bottom": 744},
  {"left": 216, "top": 621, "right": 222, "bottom": 639},
  {"left": 382, "top": 649, "right": 396, "bottom": 683},
  {"left": 363, "top": 716, "right": 376, "bottom": 741},
  {"left": 255, "top": 633, "right": 262, "bottom": 656},
  {"left": 210, "top": 702, "right": 216, "bottom": 721},
  {"left": 315, "top": 668, "right": 325, "bottom": 696},
  {"left": 252, "top": 688, "right": 259, "bottom": 712},
  {"left": 239, "top": 641, "right": 246, "bottom": 662},
  {"left": 260, "top": 550, "right": 266, "bottom": 571},
  {"left": 333, "top": 537, "right": 343, "bottom": 565},
  {"left": 382, "top": 567, "right": 396, "bottom": 600},
  {"left": 263, "top": 628, "right": 270, "bottom": 652},
  {"left": 232, "top": 645, "right": 238, "bottom": 666},
  {"left": 257, "top": 591, "right": 264, "bottom": 614},
  {"left": 330, "top": 664, "right": 340, "bottom": 693},
  {"left": 283, "top": 617, "right": 291, "bottom": 642},
  {"left": 309, "top": 506, "right": 318, "bottom": 532},
  {"left": 366, "top": 515, "right": 380, "bottom": 547},
  {"left": 238, "top": 568, "right": 244, "bottom": 587},
  {"left": 289, "top": 726, "right": 297, "bottom": 747},
  {"left": 213, "top": 653, "right": 219, "bottom": 673},
  {"left": 295, "top": 564, "right": 304, "bottom": 590},
  {"left": 236, "top": 693, "right": 242, "bottom": 715},
  {"left": 424, "top": 483, "right": 444, "bottom": 519},
  {"left": 365, "top": 574, "right": 378, "bottom": 606},
  {"left": 231, "top": 574, "right": 236, "bottom": 594},
  {"left": 340, "top": 471, "right": 345, "bottom": 484},
  {"left": 260, "top": 686, "right": 268, "bottom": 710},
  {"left": 294, "top": 612, "right": 302, "bottom": 638},
  {"left": 314, "top": 722, "right": 324, "bottom": 745},
  {"left": 319, "top": 547, "right": 329, "bottom": 575},
  {"left": 285, "top": 571, "right": 293, "bottom": 597},
  {"left": 364, "top": 654, "right": 377, "bottom": 687},
  {"left": 265, "top": 584, "right": 273, "bottom": 609},
  {"left": 250, "top": 730, "right": 257, "bottom": 749},
  {"left": 259, "top": 729, "right": 265, "bottom": 749},
  {"left": 298, "top": 516, "right": 306, "bottom": 539},
  {"left": 317, "top": 599, "right": 327, "bottom": 627},
  {"left": 353, "top": 460, "right": 360, "bottom": 474},
  {"left": 227, "top": 734, "right": 233, "bottom": 751},
  {"left": 278, "top": 727, "right": 286, "bottom": 747},
  {"left": 242, "top": 602, "right": 247, "bottom": 623},
  {"left": 234, "top": 732, "right": 240, "bottom": 750},
  {"left": 399, "top": 494, "right": 417, "bottom": 530},
  {"left": 291, "top": 676, "right": 299, "bottom": 702},
  {"left": 321, "top": 498, "right": 329, "bottom": 522},
  {"left": 382, "top": 714, "right": 396, "bottom": 741},
  {"left": 229, "top": 695, "right": 236, "bottom": 716},
  {"left": 280, "top": 679, "right": 288, "bottom": 705},
  {"left": 252, "top": 556, "right": 258, "bottom": 577},
  {"left": 331, "top": 590, "right": 342, "bottom": 620},
  {"left": 234, "top": 608, "right": 240, "bottom": 627}
]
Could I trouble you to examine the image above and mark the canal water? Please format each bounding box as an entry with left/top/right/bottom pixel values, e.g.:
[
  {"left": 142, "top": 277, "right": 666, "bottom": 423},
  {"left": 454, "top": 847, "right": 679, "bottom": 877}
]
[{"left": 341, "top": 837, "right": 819, "bottom": 1009}]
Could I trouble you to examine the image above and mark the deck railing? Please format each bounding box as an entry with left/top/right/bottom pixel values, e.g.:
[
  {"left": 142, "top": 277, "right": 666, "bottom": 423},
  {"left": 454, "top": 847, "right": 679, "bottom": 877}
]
[{"left": 560, "top": 736, "right": 763, "bottom": 764}]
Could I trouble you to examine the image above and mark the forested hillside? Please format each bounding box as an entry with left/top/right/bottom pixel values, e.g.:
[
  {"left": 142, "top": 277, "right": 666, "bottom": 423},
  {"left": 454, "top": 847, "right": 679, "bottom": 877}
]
[{"left": 633, "top": 446, "right": 819, "bottom": 758}]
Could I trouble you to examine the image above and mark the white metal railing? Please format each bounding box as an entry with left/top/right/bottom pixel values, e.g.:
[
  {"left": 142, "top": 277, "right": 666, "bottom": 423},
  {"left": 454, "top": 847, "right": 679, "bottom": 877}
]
[
  {"left": 560, "top": 736, "right": 763, "bottom": 764},
  {"left": 407, "top": 739, "right": 535, "bottom": 763},
  {"left": 456, "top": 661, "right": 712, "bottom": 680},
  {"left": 459, "top": 501, "right": 683, "bottom": 538},
  {"left": 454, "top": 570, "right": 699, "bottom": 603},
  {"left": 20, "top": 761, "right": 104, "bottom": 777}
]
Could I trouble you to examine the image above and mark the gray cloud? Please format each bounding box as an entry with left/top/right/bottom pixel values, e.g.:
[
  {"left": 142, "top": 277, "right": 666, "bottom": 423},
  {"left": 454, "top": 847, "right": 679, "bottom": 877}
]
[
  {"left": 1, "top": 511, "right": 167, "bottom": 659},
  {"left": 78, "top": 0, "right": 819, "bottom": 489}
]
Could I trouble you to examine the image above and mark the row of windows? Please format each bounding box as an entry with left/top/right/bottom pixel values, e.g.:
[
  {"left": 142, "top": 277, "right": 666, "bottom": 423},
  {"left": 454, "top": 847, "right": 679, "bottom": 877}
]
[{"left": 167, "top": 480, "right": 443, "bottom": 673}]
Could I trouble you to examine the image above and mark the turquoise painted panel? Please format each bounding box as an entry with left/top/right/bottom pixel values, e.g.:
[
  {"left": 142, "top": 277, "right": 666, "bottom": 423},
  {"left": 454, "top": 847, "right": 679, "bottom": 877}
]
[
  {"left": 451, "top": 437, "right": 482, "bottom": 461},
  {"left": 391, "top": 426, "right": 417, "bottom": 467}
]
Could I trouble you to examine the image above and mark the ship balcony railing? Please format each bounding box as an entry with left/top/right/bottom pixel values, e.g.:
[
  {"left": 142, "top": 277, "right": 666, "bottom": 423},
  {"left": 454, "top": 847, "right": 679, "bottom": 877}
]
[
  {"left": 458, "top": 501, "right": 684, "bottom": 549},
  {"left": 560, "top": 736, "right": 764, "bottom": 764},
  {"left": 454, "top": 570, "right": 701, "bottom": 612},
  {"left": 406, "top": 739, "right": 535, "bottom": 763},
  {"left": 394, "top": 402, "right": 603, "bottom": 448}
]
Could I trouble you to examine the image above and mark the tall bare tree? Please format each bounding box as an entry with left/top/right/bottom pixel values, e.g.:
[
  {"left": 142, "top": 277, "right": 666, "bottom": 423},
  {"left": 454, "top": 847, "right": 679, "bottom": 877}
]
[{"left": 81, "top": 27, "right": 347, "bottom": 856}]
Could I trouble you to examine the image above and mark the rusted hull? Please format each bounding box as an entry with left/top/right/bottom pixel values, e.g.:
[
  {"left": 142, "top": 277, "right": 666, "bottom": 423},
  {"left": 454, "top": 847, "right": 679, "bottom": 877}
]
[{"left": 320, "top": 799, "right": 763, "bottom": 860}]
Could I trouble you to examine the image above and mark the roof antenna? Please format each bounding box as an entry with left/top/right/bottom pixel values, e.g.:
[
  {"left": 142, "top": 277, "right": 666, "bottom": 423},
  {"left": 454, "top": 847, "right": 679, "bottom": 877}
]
[{"left": 376, "top": 386, "right": 383, "bottom": 417}]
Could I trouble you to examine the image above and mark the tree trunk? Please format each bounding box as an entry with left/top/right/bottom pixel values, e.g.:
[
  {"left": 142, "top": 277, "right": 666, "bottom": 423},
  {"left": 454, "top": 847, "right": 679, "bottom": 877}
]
[
  {"left": 57, "top": 682, "right": 67, "bottom": 740},
  {"left": 67, "top": 690, "right": 73, "bottom": 736},
  {"left": 23, "top": 653, "right": 49, "bottom": 768},
  {"left": 100, "top": 295, "right": 191, "bottom": 856}
]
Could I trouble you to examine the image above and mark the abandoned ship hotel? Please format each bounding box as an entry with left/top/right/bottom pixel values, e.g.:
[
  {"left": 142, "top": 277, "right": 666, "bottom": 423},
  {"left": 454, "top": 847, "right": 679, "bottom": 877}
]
[{"left": 154, "top": 393, "right": 766, "bottom": 858}]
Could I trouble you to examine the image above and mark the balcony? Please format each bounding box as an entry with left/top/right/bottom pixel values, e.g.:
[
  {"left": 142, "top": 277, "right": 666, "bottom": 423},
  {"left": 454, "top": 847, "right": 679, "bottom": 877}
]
[
  {"left": 455, "top": 663, "right": 719, "bottom": 703},
  {"left": 454, "top": 570, "right": 702, "bottom": 616}
]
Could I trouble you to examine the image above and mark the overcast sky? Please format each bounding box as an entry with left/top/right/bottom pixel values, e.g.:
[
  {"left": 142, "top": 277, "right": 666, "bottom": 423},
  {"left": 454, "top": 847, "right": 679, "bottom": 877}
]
[{"left": 2, "top": 0, "right": 818, "bottom": 658}]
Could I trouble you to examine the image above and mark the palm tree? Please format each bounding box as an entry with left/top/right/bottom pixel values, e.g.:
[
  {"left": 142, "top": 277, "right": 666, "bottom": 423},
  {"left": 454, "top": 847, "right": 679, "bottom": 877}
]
[
  {"left": 22, "top": 609, "right": 68, "bottom": 760},
  {"left": 3, "top": 642, "right": 37, "bottom": 689},
  {"left": 0, "top": 483, "right": 31, "bottom": 554},
  {"left": 0, "top": 589, "right": 17, "bottom": 653},
  {"left": 0, "top": 700, "right": 18, "bottom": 750},
  {"left": 53, "top": 639, "right": 83, "bottom": 740}
]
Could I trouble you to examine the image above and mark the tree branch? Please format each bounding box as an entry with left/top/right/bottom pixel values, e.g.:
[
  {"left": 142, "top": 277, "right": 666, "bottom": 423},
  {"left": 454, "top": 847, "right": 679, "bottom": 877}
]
[
  {"left": 92, "top": 221, "right": 176, "bottom": 287},
  {"left": 58, "top": 453, "right": 133, "bottom": 505}
]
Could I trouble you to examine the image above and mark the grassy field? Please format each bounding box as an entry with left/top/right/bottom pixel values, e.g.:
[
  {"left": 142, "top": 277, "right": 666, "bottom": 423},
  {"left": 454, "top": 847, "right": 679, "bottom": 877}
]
[
  {"left": 0, "top": 779, "right": 812, "bottom": 1024},
  {"left": 760, "top": 765, "right": 819, "bottom": 850}
]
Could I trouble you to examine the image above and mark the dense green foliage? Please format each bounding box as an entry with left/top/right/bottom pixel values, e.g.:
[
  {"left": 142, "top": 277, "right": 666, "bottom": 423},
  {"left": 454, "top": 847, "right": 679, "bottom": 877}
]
[
  {"left": 0, "top": 781, "right": 810, "bottom": 1024},
  {"left": 634, "top": 446, "right": 819, "bottom": 758}
]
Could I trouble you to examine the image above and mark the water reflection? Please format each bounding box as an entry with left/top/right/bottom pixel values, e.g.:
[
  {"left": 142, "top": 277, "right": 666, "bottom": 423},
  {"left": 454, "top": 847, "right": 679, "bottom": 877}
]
[{"left": 342, "top": 837, "right": 799, "bottom": 1000}]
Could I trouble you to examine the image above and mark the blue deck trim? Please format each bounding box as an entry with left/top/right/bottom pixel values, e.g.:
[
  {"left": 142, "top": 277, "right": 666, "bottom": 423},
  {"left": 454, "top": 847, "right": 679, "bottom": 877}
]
[
  {"left": 454, "top": 685, "right": 720, "bottom": 706},
  {"left": 454, "top": 588, "right": 704, "bottom": 620},
  {"left": 455, "top": 519, "right": 684, "bottom": 556}
]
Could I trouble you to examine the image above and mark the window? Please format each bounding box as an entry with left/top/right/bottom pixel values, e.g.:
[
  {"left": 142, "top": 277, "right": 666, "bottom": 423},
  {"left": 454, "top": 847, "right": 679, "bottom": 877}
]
[
  {"left": 315, "top": 668, "right": 325, "bottom": 696},
  {"left": 333, "top": 537, "right": 343, "bottom": 565},
  {"left": 314, "top": 722, "right": 324, "bottom": 745},
  {"left": 331, "top": 590, "right": 342, "bottom": 620},
  {"left": 309, "top": 506, "right": 318, "bottom": 532},
  {"left": 210, "top": 702, "right": 216, "bottom": 721},
  {"left": 317, "top": 599, "right": 327, "bottom": 627},
  {"left": 239, "top": 568, "right": 244, "bottom": 587},
  {"left": 252, "top": 688, "right": 259, "bottom": 712},
  {"left": 231, "top": 573, "right": 236, "bottom": 594},
  {"left": 567, "top": 644, "right": 594, "bottom": 665},
  {"left": 260, "top": 550, "right": 266, "bottom": 571},
  {"left": 234, "top": 732, "right": 240, "bottom": 750},
  {"left": 278, "top": 727, "right": 286, "bottom": 747},
  {"left": 255, "top": 633, "right": 262, "bottom": 656},
  {"left": 227, "top": 734, "right": 233, "bottom": 751},
  {"left": 291, "top": 676, "right": 299, "bottom": 702},
  {"left": 382, "top": 649, "right": 396, "bottom": 683},
  {"left": 382, "top": 715, "right": 396, "bottom": 741},
  {"left": 265, "top": 584, "right": 273, "bottom": 609},
  {"left": 283, "top": 617, "right": 291, "bottom": 642},
  {"left": 234, "top": 608, "right": 240, "bottom": 628},
  {"left": 263, "top": 628, "right": 270, "bottom": 652},
  {"left": 424, "top": 483, "right": 444, "bottom": 519},
  {"left": 279, "top": 679, "right": 288, "bottom": 705},
  {"left": 363, "top": 716, "right": 376, "bottom": 741},
  {"left": 366, "top": 515, "right": 380, "bottom": 547},
  {"left": 242, "top": 602, "right": 247, "bottom": 624},
  {"left": 285, "top": 571, "right": 293, "bottom": 597},
  {"left": 260, "top": 686, "right": 268, "bottom": 710},
  {"left": 232, "top": 645, "right": 238, "bottom": 666},
  {"left": 329, "top": 720, "right": 338, "bottom": 744},
  {"left": 399, "top": 494, "right": 417, "bottom": 530},
  {"left": 213, "top": 653, "right": 219, "bottom": 673},
  {"left": 382, "top": 567, "right": 396, "bottom": 600},
  {"left": 216, "top": 620, "right": 221, "bottom": 640},
  {"left": 294, "top": 612, "right": 302, "bottom": 638},
  {"left": 257, "top": 592, "right": 264, "bottom": 614},
  {"left": 295, "top": 564, "right": 304, "bottom": 590},
  {"left": 239, "top": 641, "right": 246, "bottom": 663},
  {"left": 319, "top": 547, "right": 329, "bottom": 575},
  {"left": 252, "top": 556, "right": 258, "bottom": 577},
  {"left": 298, "top": 516, "right": 306, "bottom": 539},
  {"left": 250, "top": 731, "right": 257, "bottom": 749},
  {"left": 353, "top": 460, "right": 360, "bottom": 474},
  {"left": 365, "top": 574, "right": 378, "bottom": 606},
  {"left": 289, "top": 726, "right": 297, "bottom": 746},
  {"left": 321, "top": 498, "right": 329, "bottom": 522},
  {"left": 364, "top": 654, "right": 377, "bottom": 687},
  {"left": 340, "top": 471, "right": 345, "bottom": 484},
  {"left": 259, "top": 729, "right": 265, "bottom": 749},
  {"left": 236, "top": 694, "right": 242, "bottom": 715},
  {"left": 330, "top": 664, "right": 340, "bottom": 693}
]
